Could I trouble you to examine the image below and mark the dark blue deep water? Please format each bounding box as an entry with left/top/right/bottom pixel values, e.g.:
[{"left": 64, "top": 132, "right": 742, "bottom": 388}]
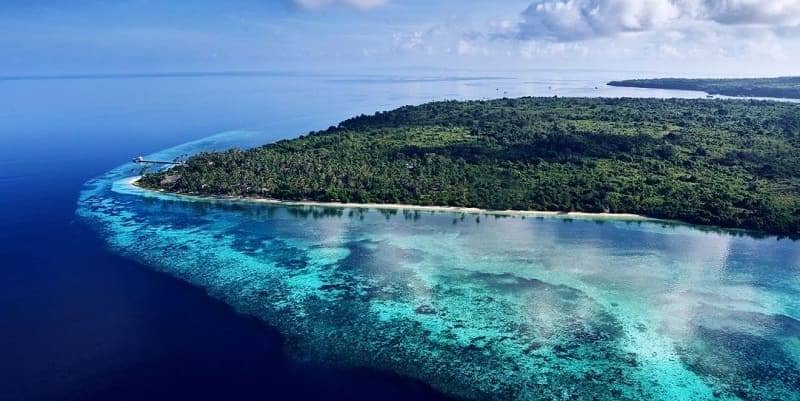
[
  {"left": 4, "top": 71, "right": 796, "bottom": 401},
  {"left": 1, "top": 72, "right": 480, "bottom": 401}
]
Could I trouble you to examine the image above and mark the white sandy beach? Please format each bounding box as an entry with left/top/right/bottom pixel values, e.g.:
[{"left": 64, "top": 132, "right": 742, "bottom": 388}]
[{"left": 124, "top": 176, "right": 658, "bottom": 222}]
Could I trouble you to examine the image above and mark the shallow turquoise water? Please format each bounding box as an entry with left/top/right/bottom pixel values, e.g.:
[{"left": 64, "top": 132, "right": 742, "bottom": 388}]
[{"left": 78, "top": 131, "right": 800, "bottom": 401}]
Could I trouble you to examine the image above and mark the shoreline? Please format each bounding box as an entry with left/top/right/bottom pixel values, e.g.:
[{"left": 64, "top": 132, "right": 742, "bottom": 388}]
[
  {"left": 125, "top": 176, "right": 658, "bottom": 222},
  {"left": 605, "top": 81, "right": 800, "bottom": 102}
]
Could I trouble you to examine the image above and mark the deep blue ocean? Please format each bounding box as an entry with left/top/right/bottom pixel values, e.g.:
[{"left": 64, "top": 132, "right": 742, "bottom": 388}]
[{"left": 2, "top": 70, "right": 798, "bottom": 401}]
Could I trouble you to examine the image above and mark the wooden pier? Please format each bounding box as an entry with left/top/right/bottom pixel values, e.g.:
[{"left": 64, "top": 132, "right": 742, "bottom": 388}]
[{"left": 132, "top": 156, "right": 186, "bottom": 166}]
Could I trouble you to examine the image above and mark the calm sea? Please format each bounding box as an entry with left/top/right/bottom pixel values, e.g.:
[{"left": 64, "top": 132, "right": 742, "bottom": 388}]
[{"left": 2, "top": 70, "right": 797, "bottom": 401}]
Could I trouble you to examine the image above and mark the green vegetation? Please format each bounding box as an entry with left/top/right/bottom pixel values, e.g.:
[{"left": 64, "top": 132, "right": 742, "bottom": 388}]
[
  {"left": 140, "top": 97, "right": 800, "bottom": 236},
  {"left": 608, "top": 77, "right": 800, "bottom": 99}
]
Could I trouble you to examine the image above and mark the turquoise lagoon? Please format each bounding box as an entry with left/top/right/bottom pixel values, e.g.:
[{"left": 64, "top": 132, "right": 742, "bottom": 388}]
[{"left": 78, "top": 131, "right": 800, "bottom": 401}]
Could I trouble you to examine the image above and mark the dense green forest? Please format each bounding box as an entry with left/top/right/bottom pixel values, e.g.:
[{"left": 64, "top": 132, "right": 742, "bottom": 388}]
[
  {"left": 608, "top": 77, "right": 800, "bottom": 99},
  {"left": 140, "top": 97, "right": 800, "bottom": 236}
]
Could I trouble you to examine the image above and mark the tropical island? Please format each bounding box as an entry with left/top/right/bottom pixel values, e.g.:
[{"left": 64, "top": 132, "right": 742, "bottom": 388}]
[
  {"left": 608, "top": 77, "right": 800, "bottom": 99},
  {"left": 139, "top": 97, "right": 800, "bottom": 236}
]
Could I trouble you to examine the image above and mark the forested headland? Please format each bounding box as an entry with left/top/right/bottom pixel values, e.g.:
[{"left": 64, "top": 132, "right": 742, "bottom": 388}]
[
  {"left": 140, "top": 97, "right": 800, "bottom": 236},
  {"left": 608, "top": 77, "right": 800, "bottom": 99}
]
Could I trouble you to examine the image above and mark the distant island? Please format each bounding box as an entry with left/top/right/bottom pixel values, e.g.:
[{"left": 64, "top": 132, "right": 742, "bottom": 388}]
[
  {"left": 608, "top": 77, "right": 800, "bottom": 99},
  {"left": 140, "top": 97, "right": 800, "bottom": 236}
]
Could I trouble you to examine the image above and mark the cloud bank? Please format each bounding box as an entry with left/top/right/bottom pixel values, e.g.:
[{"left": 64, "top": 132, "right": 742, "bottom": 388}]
[
  {"left": 698, "top": 0, "right": 800, "bottom": 25},
  {"left": 508, "top": 0, "right": 800, "bottom": 41}
]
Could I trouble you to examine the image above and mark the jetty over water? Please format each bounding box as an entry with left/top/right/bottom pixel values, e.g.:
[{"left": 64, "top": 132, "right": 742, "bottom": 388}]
[{"left": 132, "top": 156, "right": 186, "bottom": 166}]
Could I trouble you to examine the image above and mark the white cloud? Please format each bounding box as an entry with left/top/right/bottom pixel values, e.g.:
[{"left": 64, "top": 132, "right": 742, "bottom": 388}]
[
  {"left": 293, "top": 0, "right": 387, "bottom": 11},
  {"left": 457, "top": 39, "right": 494, "bottom": 56},
  {"left": 519, "top": 41, "right": 590, "bottom": 58},
  {"left": 514, "top": 0, "right": 680, "bottom": 41},
  {"left": 506, "top": 0, "right": 800, "bottom": 42},
  {"left": 692, "top": 0, "right": 800, "bottom": 25},
  {"left": 317, "top": 0, "right": 799, "bottom": 75},
  {"left": 393, "top": 25, "right": 446, "bottom": 54}
]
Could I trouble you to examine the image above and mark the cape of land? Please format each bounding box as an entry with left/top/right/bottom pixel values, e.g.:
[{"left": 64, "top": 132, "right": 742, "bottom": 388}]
[
  {"left": 607, "top": 77, "right": 800, "bottom": 99},
  {"left": 140, "top": 97, "right": 800, "bottom": 236}
]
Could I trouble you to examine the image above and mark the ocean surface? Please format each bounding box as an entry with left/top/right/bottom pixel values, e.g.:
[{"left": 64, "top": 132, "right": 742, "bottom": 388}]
[{"left": 2, "top": 69, "right": 799, "bottom": 401}]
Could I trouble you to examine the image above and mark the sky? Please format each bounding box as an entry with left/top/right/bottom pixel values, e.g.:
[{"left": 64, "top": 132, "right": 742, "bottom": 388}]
[{"left": 1, "top": 0, "right": 799, "bottom": 77}]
